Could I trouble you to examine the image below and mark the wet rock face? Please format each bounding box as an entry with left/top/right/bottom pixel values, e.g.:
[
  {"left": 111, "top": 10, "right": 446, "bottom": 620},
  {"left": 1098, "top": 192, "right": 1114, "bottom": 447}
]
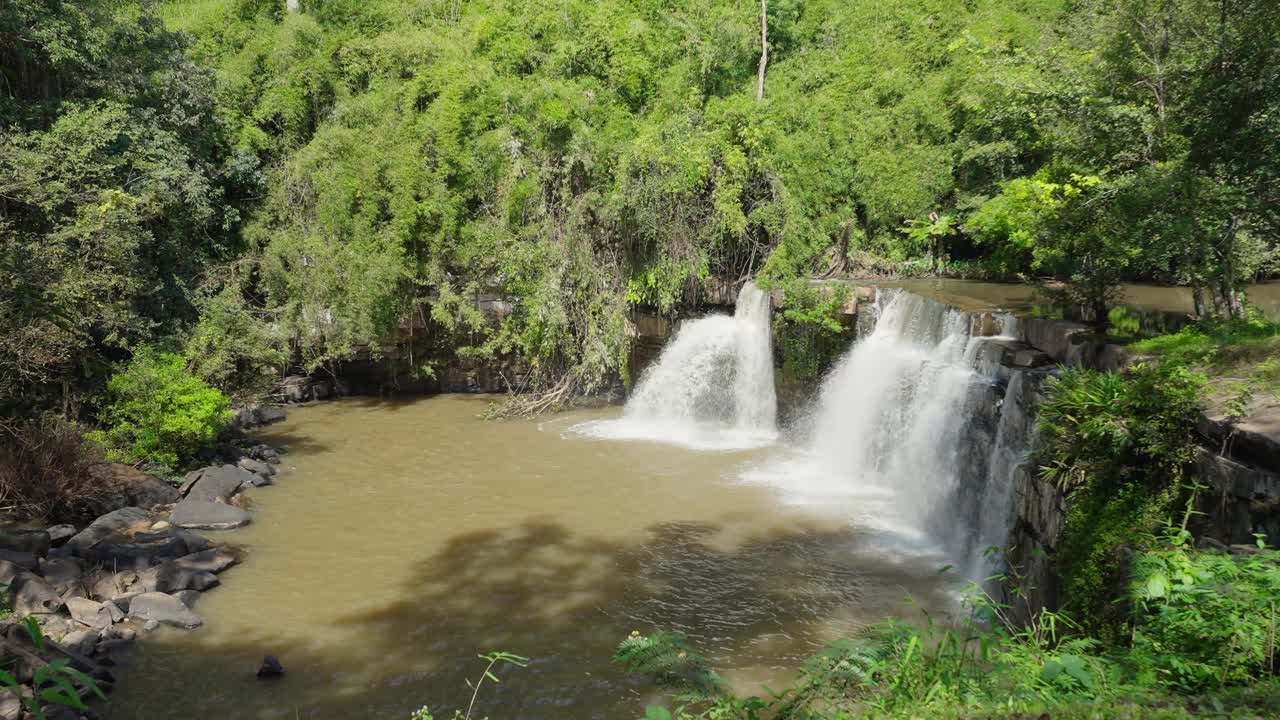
[{"left": 1193, "top": 449, "right": 1280, "bottom": 545}]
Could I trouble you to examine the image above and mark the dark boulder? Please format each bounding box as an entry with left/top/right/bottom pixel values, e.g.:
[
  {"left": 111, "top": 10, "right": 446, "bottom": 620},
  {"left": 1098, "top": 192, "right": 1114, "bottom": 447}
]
[
  {"left": 0, "top": 550, "right": 37, "bottom": 571},
  {"left": 38, "top": 557, "right": 84, "bottom": 590},
  {"left": 65, "top": 507, "right": 149, "bottom": 557},
  {"left": 257, "top": 406, "right": 287, "bottom": 425},
  {"left": 257, "top": 655, "right": 285, "bottom": 678},
  {"left": 185, "top": 465, "right": 254, "bottom": 503},
  {"left": 44, "top": 525, "right": 76, "bottom": 547},
  {"left": 237, "top": 457, "right": 275, "bottom": 478},
  {"left": 82, "top": 530, "right": 190, "bottom": 567},
  {"left": 0, "top": 530, "right": 51, "bottom": 556},
  {"left": 168, "top": 548, "right": 238, "bottom": 574}
]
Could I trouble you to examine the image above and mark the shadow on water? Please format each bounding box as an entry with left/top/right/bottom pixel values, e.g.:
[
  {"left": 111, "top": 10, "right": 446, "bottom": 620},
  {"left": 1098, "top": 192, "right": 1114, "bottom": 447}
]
[{"left": 106, "top": 518, "right": 954, "bottom": 720}]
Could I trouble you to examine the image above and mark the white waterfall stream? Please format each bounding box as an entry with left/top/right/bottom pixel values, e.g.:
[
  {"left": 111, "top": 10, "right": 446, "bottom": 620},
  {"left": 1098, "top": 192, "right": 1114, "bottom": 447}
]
[
  {"left": 743, "top": 290, "right": 1032, "bottom": 580},
  {"left": 572, "top": 281, "right": 778, "bottom": 450},
  {"left": 577, "top": 281, "right": 1033, "bottom": 582}
]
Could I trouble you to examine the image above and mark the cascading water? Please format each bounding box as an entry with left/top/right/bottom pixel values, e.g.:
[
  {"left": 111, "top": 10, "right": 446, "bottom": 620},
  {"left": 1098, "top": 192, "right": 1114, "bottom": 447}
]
[
  {"left": 573, "top": 282, "right": 777, "bottom": 450},
  {"left": 743, "top": 291, "right": 1030, "bottom": 579},
  {"left": 744, "top": 293, "right": 978, "bottom": 534}
]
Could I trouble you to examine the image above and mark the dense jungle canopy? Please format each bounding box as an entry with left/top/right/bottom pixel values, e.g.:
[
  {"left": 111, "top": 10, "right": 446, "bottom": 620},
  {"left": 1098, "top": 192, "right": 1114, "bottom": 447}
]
[{"left": 2, "top": 0, "right": 1278, "bottom": 414}]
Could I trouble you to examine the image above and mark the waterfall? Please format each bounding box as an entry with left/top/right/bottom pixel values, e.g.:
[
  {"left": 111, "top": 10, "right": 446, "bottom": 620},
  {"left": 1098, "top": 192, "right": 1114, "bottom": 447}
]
[
  {"left": 743, "top": 290, "right": 1030, "bottom": 577},
  {"left": 731, "top": 282, "right": 778, "bottom": 431},
  {"left": 572, "top": 282, "right": 778, "bottom": 450}
]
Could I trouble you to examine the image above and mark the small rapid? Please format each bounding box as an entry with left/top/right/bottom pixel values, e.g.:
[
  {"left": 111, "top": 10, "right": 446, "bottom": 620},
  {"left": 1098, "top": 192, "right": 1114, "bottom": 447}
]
[{"left": 572, "top": 281, "right": 777, "bottom": 450}]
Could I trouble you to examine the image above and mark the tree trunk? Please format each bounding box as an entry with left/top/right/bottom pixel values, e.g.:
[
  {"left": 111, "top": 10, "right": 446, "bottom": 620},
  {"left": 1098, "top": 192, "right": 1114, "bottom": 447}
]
[
  {"left": 1192, "top": 281, "right": 1206, "bottom": 319},
  {"left": 1216, "top": 214, "right": 1243, "bottom": 318},
  {"left": 756, "top": 0, "right": 768, "bottom": 102}
]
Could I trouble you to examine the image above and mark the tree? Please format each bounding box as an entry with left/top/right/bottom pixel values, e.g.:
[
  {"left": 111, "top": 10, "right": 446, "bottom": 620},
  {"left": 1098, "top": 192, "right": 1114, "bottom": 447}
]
[{"left": 757, "top": 0, "right": 768, "bottom": 101}]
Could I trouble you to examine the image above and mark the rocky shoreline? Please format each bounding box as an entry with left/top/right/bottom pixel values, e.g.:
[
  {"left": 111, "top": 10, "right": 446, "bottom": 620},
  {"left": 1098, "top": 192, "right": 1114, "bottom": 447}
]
[{"left": 0, "top": 404, "right": 294, "bottom": 719}]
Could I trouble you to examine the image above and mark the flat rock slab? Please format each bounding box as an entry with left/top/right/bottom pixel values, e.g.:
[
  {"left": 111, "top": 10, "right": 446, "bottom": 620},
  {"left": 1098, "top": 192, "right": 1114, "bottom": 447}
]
[
  {"left": 184, "top": 466, "right": 255, "bottom": 503},
  {"left": 65, "top": 507, "right": 150, "bottom": 556},
  {"left": 170, "top": 548, "right": 238, "bottom": 574},
  {"left": 66, "top": 597, "right": 117, "bottom": 629},
  {"left": 83, "top": 530, "right": 191, "bottom": 566},
  {"left": 128, "top": 592, "right": 202, "bottom": 629},
  {"left": 170, "top": 500, "right": 250, "bottom": 530}
]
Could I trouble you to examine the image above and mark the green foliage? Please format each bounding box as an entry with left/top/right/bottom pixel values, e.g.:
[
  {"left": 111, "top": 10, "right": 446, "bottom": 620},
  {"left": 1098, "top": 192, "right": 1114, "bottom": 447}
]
[
  {"left": 1039, "top": 364, "right": 1204, "bottom": 493},
  {"left": 0, "top": 0, "right": 239, "bottom": 414},
  {"left": 1133, "top": 316, "right": 1280, "bottom": 409},
  {"left": 6, "top": 0, "right": 1280, "bottom": 417},
  {"left": 183, "top": 277, "right": 288, "bottom": 399},
  {"left": 1131, "top": 531, "right": 1280, "bottom": 692},
  {"left": 613, "top": 631, "right": 724, "bottom": 698},
  {"left": 772, "top": 282, "right": 853, "bottom": 381},
  {"left": 0, "top": 620, "right": 106, "bottom": 720},
  {"left": 1038, "top": 363, "right": 1205, "bottom": 635},
  {"left": 91, "top": 347, "right": 232, "bottom": 469},
  {"left": 623, "top": 554, "right": 1280, "bottom": 719}
]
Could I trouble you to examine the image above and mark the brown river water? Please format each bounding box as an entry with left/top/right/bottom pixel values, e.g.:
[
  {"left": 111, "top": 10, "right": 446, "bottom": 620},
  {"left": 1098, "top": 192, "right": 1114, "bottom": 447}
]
[{"left": 104, "top": 396, "right": 956, "bottom": 720}]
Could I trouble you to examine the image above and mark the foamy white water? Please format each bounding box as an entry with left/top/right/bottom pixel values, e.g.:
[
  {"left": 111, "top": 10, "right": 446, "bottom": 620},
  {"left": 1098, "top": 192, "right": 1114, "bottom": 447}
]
[
  {"left": 741, "top": 291, "right": 995, "bottom": 564},
  {"left": 572, "top": 281, "right": 778, "bottom": 450}
]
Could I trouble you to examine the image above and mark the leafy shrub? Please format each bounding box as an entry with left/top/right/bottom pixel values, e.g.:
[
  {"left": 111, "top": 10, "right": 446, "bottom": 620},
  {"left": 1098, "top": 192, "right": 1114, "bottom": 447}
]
[
  {"left": 772, "top": 281, "right": 853, "bottom": 381},
  {"left": 1039, "top": 363, "right": 1205, "bottom": 493},
  {"left": 1130, "top": 532, "right": 1280, "bottom": 692},
  {"left": 1038, "top": 363, "right": 1205, "bottom": 636},
  {"left": 613, "top": 631, "right": 723, "bottom": 697},
  {"left": 91, "top": 347, "right": 232, "bottom": 469},
  {"left": 184, "top": 282, "right": 287, "bottom": 400},
  {"left": 0, "top": 415, "right": 106, "bottom": 520}
]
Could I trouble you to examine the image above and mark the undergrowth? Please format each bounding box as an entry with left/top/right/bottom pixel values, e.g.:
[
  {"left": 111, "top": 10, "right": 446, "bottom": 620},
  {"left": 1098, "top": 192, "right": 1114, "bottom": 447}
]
[{"left": 1133, "top": 314, "right": 1280, "bottom": 408}]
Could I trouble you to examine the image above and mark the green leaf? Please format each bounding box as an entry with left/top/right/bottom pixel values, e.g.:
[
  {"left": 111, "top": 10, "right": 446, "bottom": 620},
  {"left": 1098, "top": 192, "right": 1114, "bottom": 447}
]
[
  {"left": 643, "top": 707, "right": 672, "bottom": 720},
  {"left": 1144, "top": 572, "right": 1170, "bottom": 599}
]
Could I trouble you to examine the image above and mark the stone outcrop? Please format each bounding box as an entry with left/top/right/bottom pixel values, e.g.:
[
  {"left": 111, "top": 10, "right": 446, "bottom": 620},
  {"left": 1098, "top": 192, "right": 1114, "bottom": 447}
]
[
  {"left": 84, "top": 464, "right": 180, "bottom": 515},
  {"left": 0, "top": 433, "right": 279, "bottom": 716},
  {"left": 127, "top": 592, "right": 203, "bottom": 629}
]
